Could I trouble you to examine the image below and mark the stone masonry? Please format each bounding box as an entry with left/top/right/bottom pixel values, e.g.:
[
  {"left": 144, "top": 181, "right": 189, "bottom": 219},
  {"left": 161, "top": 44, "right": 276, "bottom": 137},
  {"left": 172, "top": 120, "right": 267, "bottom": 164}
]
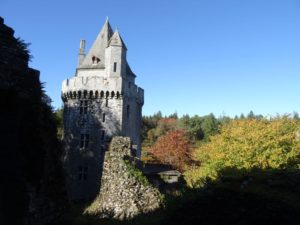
[
  {"left": 85, "top": 137, "right": 162, "bottom": 220},
  {"left": 62, "top": 19, "right": 144, "bottom": 200},
  {"left": 0, "top": 17, "right": 66, "bottom": 225}
]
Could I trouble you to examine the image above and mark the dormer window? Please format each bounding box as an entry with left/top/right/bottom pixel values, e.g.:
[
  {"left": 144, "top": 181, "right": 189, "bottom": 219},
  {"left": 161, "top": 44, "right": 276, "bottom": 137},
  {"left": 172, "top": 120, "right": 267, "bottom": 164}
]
[{"left": 92, "top": 56, "right": 100, "bottom": 64}]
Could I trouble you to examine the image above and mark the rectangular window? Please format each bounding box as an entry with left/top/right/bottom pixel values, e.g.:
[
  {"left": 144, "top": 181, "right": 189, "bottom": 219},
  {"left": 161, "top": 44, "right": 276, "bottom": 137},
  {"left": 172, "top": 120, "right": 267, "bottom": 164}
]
[
  {"left": 101, "top": 130, "right": 105, "bottom": 140},
  {"left": 79, "top": 100, "right": 88, "bottom": 115},
  {"left": 80, "top": 101, "right": 83, "bottom": 114},
  {"left": 102, "top": 113, "right": 106, "bottom": 122},
  {"left": 78, "top": 166, "right": 88, "bottom": 181},
  {"left": 127, "top": 105, "right": 130, "bottom": 118},
  {"left": 113, "top": 62, "right": 117, "bottom": 72},
  {"left": 80, "top": 134, "right": 89, "bottom": 149}
]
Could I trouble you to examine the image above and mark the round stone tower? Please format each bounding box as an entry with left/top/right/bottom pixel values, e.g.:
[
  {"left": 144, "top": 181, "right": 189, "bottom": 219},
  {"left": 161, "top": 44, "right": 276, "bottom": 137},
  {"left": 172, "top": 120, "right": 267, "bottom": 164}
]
[{"left": 61, "top": 19, "right": 144, "bottom": 200}]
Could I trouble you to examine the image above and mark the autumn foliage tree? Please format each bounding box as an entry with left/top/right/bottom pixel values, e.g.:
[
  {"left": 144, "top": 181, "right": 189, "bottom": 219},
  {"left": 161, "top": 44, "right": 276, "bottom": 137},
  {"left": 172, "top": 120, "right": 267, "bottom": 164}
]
[
  {"left": 185, "top": 117, "right": 300, "bottom": 187},
  {"left": 144, "top": 118, "right": 178, "bottom": 147},
  {"left": 149, "top": 129, "right": 191, "bottom": 171}
]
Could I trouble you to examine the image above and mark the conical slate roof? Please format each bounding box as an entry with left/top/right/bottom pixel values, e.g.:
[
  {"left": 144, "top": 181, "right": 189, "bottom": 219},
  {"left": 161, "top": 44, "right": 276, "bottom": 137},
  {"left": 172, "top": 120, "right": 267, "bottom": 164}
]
[
  {"left": 108, "top": 29, "right": 127, "bottom": 50},
  {"left": 80, "top": 19, "right": 113, "bottom": 68}
]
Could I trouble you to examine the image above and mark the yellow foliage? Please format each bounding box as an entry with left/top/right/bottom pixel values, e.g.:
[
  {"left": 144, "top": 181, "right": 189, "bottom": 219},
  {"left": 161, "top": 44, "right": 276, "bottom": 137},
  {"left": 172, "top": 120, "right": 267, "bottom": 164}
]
[{"left": 185, "top": 118, "right": 300, "bottom": 187}]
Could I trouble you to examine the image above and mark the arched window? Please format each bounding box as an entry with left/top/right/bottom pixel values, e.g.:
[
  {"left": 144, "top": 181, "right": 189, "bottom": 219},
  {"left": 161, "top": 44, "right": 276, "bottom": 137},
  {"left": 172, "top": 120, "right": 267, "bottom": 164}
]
[
  {"left": 116, "top": 91, "right": 120, "bottom": 99},
  {"left": 106, "top": 91, "right": 109, "bottom": 98},
  {"left": 83, "top": 90, "right": 87, "bottom": 99},
  {"left": 111, "top": 91, "right": 115, "bottom": 98},
  {"left": 73, "top": 91, "right": 77, "bottom": 99},
  {"left": 100, "top": 91, "right": 104, "bottom": 98},
  {"left": 78, "top": 91, "right": 82, "bottom": 99},
  {"left": 89, "top": 90, "right": 93, "bottom": 99},
  {"left": 95, "top": 91, "right": 99, "bottom": 99}
]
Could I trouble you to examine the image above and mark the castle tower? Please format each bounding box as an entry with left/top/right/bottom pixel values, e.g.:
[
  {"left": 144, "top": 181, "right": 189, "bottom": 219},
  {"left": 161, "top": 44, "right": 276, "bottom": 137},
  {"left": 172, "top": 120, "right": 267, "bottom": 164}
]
[{"left": 61, "top": 19, "right": 144, "bottom": 200}]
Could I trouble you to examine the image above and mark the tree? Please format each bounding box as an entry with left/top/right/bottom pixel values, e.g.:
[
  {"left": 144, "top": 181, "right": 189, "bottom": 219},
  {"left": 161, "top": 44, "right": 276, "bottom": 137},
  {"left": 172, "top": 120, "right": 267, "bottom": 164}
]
[
  {"left": 149, "top": 130, "right": 191, "bottom": 171},
  {"left": 179, "top": 114, "right": 220, "bottom": 142},
  {"left": 247, "top": 110, "right": 255, "bottom": 119},
  {"left": 142, "top": 111, "right": 164, "bottom": 146},
  {"left": 185, "top": 118, "right": 300, "bottom": 187},
  {"left": 179, "top": 115, "right": 204, "bottom": 141},
  {"left": 54, "top": 107, "right": 63, "bottom": 138},
  {"left": 143, "top": 117, "right": 178, "bottom": 147},
  {"left": 293, "top": 111, "right": 299, "bottom": 120},
  {"left": 168, "top": 112, "right": 178, "bottom": 119},
  {"left": 201, "top": 113, "right": 219, "bottom": 140}
]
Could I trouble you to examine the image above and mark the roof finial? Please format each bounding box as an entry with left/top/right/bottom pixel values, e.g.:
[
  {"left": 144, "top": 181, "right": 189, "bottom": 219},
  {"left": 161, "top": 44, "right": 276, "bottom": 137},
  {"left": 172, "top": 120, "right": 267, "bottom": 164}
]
[{"left": 106, "top": 16, "right": 109, "bottom": 22}]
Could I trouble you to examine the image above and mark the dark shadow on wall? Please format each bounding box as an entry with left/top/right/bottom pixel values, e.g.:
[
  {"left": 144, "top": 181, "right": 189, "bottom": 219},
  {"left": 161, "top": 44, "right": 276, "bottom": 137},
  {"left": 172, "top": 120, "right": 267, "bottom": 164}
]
[{"left": 62, "top": 98, "right": 122, "bottom": 201}]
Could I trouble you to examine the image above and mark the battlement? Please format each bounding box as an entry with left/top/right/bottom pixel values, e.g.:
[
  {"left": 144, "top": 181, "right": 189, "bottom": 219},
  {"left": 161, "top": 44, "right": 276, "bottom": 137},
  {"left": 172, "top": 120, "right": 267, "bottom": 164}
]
[
  {"left": 62, "top": 75, "right": 143, "bottom": 103},
  {"left": 62, "top": 89, "right": 122, "bottom": 101},
  {"left": 124, "top": 84, "right": 144, "bottom": 104}
]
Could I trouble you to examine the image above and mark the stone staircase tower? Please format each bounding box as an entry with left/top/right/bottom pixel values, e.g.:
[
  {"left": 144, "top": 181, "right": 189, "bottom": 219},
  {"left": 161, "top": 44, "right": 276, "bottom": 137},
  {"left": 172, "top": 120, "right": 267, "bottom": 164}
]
[{"left": 61, "top": 19, "right": 144, "bottom": 200}]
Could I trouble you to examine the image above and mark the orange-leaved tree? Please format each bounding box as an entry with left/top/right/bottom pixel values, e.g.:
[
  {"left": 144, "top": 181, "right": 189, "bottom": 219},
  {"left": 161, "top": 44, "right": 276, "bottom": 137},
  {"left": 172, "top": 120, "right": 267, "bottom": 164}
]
[{"left": 149, "top": 129, "right": 191, "bottom": 171}]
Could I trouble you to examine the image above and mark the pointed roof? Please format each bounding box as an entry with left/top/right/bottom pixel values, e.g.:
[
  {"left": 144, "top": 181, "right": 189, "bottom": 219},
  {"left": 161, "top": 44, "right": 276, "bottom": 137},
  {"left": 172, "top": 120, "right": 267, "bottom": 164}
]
[
  {"left": 108, "top": 30, "right": 127, "bottom": 50},
  {"left": 79, "top": 19, "right": 113, "bottom": 68}
]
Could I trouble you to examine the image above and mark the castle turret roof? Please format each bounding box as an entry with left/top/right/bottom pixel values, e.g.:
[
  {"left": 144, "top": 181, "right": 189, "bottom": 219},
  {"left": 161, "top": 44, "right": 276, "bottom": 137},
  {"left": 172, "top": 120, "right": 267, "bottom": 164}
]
[
  {"left": 108, "top": 29, "right": 127, "bottom": 50},
  {"left": 79, "top": 18, "right": 113, "bottom": 68}
]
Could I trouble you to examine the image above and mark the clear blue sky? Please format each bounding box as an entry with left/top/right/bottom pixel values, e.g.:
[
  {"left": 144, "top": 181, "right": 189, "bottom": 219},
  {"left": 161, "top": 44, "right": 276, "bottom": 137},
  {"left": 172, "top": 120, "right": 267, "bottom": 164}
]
[{"left": 1, "top": 0, "right": 300, "bottom": 117}]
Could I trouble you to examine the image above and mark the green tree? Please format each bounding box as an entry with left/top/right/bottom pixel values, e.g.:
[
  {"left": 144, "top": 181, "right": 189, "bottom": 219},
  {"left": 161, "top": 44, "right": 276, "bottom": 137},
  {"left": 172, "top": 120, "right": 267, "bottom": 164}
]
[
  {"left": 179, "top": 115, "right": 204, "bottom": 141},
  {"left": 247, "top": 110, "right": 255, "bottom": 119},
  {"left": 200, "top": 113, "right": 219, "bottom": 140},
  {"left": 168, "top": 112, "right": 178, "bottom": 119},
  {"left": 54, "top": 107, "right": 63, "bottom": 138},
  {"left": 142, "top": 111, "right": 163, "bottom": 146},
  {"left": 293, "top": 111, "right": 299, "bottom": 120},
  {"left": 240, "top": 113, "right": 245, "bottom": 119}
]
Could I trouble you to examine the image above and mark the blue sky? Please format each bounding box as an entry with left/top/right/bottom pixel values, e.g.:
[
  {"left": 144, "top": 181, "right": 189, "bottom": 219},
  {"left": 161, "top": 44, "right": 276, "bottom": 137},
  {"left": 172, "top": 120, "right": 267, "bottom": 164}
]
[{"left": 1, "top": 0, "right": 300, "bottom": 117}]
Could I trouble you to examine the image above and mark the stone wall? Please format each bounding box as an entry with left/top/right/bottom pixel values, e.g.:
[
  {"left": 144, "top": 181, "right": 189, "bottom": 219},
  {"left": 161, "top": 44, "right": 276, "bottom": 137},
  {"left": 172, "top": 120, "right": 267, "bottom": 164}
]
[
  {"left": 0, "top": 17, "right": 66, "bottom": 225},
  {"left": 85, "top": 136, "right": 162, "bottom": 220}
]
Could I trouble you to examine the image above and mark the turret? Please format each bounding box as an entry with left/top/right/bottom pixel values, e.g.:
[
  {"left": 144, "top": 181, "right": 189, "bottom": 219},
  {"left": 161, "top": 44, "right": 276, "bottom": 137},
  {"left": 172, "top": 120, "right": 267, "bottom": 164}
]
[
  {"left": 62, "top": 18, "right": 144, "bottom": 200},
  {"left": 105, "top": 29, "right": 127, "bottom": 77}
]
